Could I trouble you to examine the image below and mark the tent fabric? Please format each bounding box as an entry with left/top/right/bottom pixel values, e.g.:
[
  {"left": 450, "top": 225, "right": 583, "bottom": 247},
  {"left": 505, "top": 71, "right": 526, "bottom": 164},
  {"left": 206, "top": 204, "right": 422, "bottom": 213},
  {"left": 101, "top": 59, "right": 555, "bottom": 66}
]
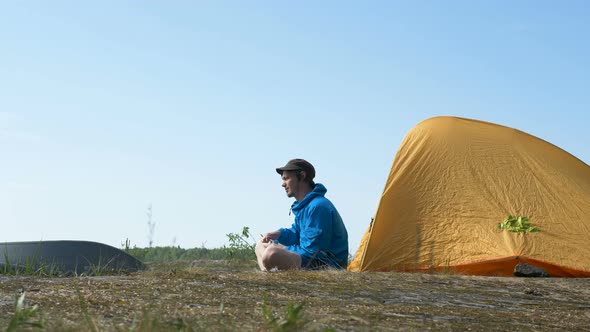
[
  {"left": 348, "top": 116, "right": 590, "bottom": 277},
  {"left": 0, "top": 240, "right": 144, "bottom": 275}
]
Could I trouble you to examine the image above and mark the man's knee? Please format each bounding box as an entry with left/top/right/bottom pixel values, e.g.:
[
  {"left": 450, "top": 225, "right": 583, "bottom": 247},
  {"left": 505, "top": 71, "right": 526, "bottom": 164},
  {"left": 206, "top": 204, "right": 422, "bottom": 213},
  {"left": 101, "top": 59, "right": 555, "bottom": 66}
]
[
  {"left": 261, "top": 246, "right": 301, "bottom": 270},
  {"left": 261, "top": 245, "right": 280, "bottom": 264}
]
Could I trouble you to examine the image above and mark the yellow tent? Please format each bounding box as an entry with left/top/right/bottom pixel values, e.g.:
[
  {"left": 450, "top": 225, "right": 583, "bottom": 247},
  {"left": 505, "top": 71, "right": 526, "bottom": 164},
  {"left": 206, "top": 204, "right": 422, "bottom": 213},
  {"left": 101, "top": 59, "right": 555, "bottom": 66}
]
[{"left": 349, "top": 116, "right": 590, "bottom": 277}]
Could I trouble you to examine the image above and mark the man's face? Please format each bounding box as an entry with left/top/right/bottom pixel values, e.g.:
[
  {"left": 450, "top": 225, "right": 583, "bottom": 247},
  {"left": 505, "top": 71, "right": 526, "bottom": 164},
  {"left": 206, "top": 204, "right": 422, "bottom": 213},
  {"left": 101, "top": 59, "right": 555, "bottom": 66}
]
[{"left": 281, "top": 170, "right": 301, "bottom": 198}]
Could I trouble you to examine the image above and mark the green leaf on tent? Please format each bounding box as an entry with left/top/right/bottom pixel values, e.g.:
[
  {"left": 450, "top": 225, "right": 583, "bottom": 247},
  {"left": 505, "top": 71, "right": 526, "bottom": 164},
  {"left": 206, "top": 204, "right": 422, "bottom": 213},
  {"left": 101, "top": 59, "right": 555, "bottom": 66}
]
[{"left": 498, "top": 215, "right": 540, "bottom": 233}]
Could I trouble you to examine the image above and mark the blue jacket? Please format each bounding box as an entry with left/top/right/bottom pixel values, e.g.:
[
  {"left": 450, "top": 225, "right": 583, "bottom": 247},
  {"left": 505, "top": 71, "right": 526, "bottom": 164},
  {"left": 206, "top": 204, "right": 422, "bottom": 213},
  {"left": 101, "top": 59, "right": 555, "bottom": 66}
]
[{"left": 278, "top": 183, "right": 349, "bottom": 268}]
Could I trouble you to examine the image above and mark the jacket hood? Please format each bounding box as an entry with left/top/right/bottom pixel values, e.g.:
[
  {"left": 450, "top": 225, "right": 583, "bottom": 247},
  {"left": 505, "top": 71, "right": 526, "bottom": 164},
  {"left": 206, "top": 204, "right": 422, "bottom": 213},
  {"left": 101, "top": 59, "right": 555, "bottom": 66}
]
[{"left": 291, "top": 183, "right": 327, "bottom": 214}]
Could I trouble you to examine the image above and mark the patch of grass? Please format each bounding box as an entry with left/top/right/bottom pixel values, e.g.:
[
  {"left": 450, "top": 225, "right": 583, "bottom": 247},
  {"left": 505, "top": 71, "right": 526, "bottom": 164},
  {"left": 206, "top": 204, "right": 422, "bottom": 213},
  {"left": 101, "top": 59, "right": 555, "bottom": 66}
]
[
  {"left": 1, "top": 244, "right": 62, "bottom": 277},
  {"left": 3, "top": 248, "right": 15, "bottom": 275},
  {"left": 262, "top": 300, "right": 306, "bottom": 332},
  {"left": 5, "top": 292, "right": 45, "bottom": 331},
  {"left": 23, "top": 248, "right": 41, "bottom": 275},
  {"left": 2, "top": 264, "right": 590, "bottom": 331},
  {"left": 81, "top": 254, "right": 121, "bottom": 277}
]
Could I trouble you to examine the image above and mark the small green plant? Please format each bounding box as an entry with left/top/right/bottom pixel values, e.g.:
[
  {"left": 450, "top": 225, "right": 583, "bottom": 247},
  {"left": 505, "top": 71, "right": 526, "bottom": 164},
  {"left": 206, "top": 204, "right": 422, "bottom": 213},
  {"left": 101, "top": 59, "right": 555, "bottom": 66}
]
[
  {"left": 122, "top": 238, "right": 132, "bottom": 252},
  {"left": 5, "top": 292, "right": 45, "bottom": 331},
  {"left": 24, "top": 255, "right": 37, "bottom": 275},
  {"left": 3, "top": 249, "right": 15, "bottom": 275},
  {"left": 498, "top": 215, "right": 540, "bottom": 233},
  {"left": 261, "top": 300, "right": 306, "bottom": 332},
  {"left": 223, "top": 226, "right": 257, "bottom": 260}
]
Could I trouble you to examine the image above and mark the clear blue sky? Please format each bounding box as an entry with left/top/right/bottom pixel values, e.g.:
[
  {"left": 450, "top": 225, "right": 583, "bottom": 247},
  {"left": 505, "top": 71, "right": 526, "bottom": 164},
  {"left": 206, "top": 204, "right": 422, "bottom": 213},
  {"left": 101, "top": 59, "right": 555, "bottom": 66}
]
[{"left": 2, "top": 1, "right": 589, "bottom": 253}]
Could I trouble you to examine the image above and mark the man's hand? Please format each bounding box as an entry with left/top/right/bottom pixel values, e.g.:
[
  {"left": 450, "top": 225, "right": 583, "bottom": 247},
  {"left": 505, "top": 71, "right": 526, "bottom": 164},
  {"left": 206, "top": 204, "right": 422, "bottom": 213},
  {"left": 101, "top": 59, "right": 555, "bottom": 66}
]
[{"left": 262, "top": 230, "right": 281, "bottom": 243}]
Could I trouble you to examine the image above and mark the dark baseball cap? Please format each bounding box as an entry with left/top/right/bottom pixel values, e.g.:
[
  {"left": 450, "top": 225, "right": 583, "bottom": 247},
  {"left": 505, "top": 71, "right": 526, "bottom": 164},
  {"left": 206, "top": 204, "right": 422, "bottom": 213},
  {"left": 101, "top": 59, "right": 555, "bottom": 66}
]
[{"left": 276, "top": 159, "right": 316, "bottom": 179}]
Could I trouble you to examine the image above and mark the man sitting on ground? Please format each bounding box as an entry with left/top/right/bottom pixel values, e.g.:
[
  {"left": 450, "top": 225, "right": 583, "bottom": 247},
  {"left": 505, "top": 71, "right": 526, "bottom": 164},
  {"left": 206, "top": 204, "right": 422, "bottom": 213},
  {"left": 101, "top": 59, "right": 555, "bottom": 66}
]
[{"left": 256, "top": 159, "right": 349, "bottom": 271}]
